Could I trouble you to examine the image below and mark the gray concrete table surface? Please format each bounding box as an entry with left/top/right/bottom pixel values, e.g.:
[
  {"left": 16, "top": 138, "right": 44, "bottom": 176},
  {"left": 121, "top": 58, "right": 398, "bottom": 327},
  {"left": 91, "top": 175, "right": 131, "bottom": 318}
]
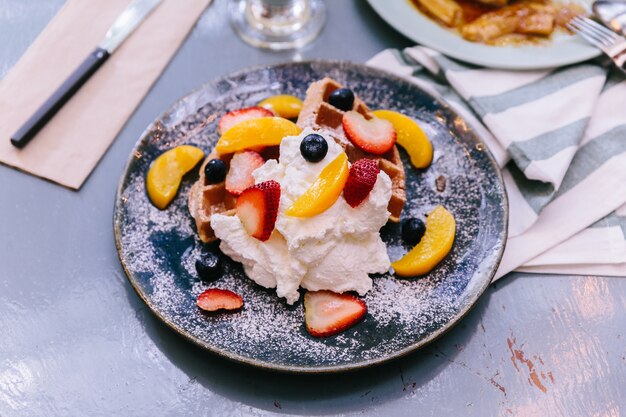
[{"left": 0, "top": 1, "right": 624, "bottom": 416}]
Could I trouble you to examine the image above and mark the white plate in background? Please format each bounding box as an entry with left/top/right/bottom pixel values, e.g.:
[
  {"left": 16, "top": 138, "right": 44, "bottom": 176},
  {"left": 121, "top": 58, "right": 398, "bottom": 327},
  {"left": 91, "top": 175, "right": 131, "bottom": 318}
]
[{"left": 367, "top": 0, "right": 601, "bottom": 70}]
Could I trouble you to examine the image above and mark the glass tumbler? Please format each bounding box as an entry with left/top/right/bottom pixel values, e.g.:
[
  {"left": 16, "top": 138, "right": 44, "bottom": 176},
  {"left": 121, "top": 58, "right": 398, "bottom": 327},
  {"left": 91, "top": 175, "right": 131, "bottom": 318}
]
[{"left": 230, "top": 0, "right": 326, "bottom": 50}]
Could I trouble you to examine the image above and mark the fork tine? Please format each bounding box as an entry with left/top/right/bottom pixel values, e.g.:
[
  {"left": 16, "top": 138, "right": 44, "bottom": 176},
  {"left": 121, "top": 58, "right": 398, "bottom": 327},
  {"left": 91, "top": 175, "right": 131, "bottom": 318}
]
[
  {"left": 569, "top": 19, "right": 613, "bottom": 44},
  {"left": 570, "top": 16, "right": 619, "bottom": 45},
  {"left": 573, "top": 21, "right": 616, "bottom": 43},
  {"left": 568, "top": 18, "right": 615, "bottom": 47},
  {"left": 568, "top": 23, "right": 606, "bottom": 48},
  {"left": 573, "top": 16, "right": 620, "bottom": 39},
  {"left": 567, "top": 21, "right": 608, "bottom": 47}
]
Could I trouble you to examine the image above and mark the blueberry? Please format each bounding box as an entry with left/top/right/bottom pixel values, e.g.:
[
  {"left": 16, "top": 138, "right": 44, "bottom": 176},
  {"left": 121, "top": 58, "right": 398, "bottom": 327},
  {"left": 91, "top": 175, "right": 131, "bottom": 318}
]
[
  {"left": 195, "top": 252, "right": 222, "bottom": 282},
  {"left": 402, "top": 218, "right": 426, "bottom": 245},
  {"left": 300, "top": 134, "right": 328, "bottom": 163},
  {"left": 204, "top": 159, "right": 227, "bottom": 184},
  {"left": 328, "top": 88, "right": 355, "bottom": 111}
]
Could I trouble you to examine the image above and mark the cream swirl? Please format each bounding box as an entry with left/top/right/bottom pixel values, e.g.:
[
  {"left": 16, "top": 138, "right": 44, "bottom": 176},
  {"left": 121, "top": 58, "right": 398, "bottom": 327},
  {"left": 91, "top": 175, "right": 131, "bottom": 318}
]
[{"left": 211, "top": 128, "right": 392, "bottom": 304}]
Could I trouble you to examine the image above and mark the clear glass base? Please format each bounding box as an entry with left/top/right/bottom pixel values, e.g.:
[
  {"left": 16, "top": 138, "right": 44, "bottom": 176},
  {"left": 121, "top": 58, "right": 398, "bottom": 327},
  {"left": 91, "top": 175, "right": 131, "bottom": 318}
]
[{"left": 230, "top": 0, "right": 327, "bottom": 50}]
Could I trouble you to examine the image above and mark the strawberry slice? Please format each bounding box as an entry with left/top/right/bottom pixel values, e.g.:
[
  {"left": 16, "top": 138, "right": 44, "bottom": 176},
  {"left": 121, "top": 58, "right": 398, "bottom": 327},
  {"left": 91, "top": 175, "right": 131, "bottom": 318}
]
[
  {"left": 236, "top": 180, "right": 281, "bottom": 241},
  {"left": 343, "top": 158, "right": 380, "bottom": 208},
  {"left": 218, "top": 106, "right": 275, "bottom": 135},
  {"left": 197, "top": 288, "right": 243, "bottom": 312},
  {"left": 304, "top": 290, "right": 367, "bottom": 337},
  {"left": 342, "top": 111, "right": 396, "bottom": 155},
  {"left": 225, "top": 151, "right": 265, "bottom": 195}
]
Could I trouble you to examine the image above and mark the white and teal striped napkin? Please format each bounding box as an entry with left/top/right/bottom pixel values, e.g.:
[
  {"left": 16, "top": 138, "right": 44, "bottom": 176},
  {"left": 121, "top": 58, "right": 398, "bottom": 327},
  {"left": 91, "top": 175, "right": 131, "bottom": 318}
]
[{"left": 368, "top": 47, "right": 626, "bottom": 280}]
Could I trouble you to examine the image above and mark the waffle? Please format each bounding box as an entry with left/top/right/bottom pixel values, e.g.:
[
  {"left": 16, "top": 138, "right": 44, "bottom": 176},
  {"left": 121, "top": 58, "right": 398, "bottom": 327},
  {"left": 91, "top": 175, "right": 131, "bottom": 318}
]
[
  {"left": 188, "top": 150, "right": 236, "bottom": 243},
  {"left": 189, "top": 146, "right": 280, "bottom": 242},
  {"left": 296, "top": 77, "right": 406, "bottom": 222},
  {"left": 189, "top": 78, "right": 406, "bottom": 242}
]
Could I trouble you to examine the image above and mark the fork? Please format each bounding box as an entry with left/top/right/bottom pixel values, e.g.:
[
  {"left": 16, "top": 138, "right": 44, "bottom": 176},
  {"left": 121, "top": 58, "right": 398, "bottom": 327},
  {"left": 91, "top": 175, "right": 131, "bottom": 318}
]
[{"left": 567, "top": 15, "right": 626, "bottom": 72}]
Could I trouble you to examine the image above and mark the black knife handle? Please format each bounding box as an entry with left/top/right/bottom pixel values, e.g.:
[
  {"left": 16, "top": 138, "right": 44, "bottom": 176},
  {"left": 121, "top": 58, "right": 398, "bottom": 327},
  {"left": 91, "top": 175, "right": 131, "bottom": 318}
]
[{"left": 10, "top": 47, "right": 110, "bottom": 148}]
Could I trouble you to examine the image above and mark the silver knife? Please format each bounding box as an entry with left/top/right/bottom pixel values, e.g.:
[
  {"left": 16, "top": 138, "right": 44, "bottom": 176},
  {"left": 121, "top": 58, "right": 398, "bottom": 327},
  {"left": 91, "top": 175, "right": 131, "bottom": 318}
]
[{"left": 11, "top": 0, "right": 162, "bottom": 148}]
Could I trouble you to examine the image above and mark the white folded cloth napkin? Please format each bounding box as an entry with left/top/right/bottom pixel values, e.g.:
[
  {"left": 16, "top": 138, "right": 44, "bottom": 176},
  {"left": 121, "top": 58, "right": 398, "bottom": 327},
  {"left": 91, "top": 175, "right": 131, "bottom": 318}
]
[{"left": 368, "top": 47, "right": 626, "bottom": 280}]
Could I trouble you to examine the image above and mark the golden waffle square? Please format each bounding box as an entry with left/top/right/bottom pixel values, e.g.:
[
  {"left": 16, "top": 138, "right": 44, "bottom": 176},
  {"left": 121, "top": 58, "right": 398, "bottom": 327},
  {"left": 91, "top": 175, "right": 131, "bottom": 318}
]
[{"left": 188, "top": 150, "right": 236, "bottom": 243}]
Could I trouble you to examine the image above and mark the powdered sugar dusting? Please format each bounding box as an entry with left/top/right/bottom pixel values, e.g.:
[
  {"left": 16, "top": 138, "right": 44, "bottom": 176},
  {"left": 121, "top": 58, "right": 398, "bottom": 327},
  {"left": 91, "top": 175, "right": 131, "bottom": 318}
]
[{"left": 114, "top": 62, "right": 506, "bottom": 371}]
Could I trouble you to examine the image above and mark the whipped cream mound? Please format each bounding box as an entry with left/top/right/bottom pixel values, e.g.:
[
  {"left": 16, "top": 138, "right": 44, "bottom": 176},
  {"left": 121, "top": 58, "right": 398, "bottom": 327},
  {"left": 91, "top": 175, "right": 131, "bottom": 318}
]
[{"left": 211, "top": 128, "right": 392, "bottom": 304}]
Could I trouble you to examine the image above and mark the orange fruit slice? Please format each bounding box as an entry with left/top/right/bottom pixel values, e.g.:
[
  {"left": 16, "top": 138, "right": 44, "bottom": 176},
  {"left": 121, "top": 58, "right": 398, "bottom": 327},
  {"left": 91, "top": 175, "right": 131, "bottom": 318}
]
[
  {"left": 392, "top": 205, "right": 455, "bottom": 276},
  {"left": 258, "top": 95, "right": 303, "bottom": 119},
  {"left": 372, "top": 110, "right": 433, "bottom": 169},
  {"left": 285, "top": 152, "right": 349, "bottom": 217},
  {"left": 146, "top": 145, "right": 204, "bottom": 209},
  {"left": 215, "top": 117, "right": 301, "bottom": 154}
]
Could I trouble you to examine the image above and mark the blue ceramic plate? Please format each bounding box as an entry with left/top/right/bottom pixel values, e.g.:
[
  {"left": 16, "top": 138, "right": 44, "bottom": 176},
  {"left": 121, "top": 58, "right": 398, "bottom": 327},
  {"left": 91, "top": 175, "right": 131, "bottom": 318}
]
[{"left": 114, "top": 61, "right": 507, "bottom": 373}]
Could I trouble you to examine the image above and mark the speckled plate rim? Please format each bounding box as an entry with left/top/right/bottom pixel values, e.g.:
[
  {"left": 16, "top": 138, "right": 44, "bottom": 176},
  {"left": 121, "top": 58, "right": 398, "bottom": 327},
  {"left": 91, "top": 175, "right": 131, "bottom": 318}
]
[{"left": 113, "top": 60, "right": 509, "bottom": 374}]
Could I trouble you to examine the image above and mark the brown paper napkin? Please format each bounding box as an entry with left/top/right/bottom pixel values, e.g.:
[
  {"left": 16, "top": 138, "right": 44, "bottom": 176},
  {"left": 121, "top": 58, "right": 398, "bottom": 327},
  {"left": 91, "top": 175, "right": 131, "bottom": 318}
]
[{"left": 0, "top": 0, "right": 212, "bottom": 189}]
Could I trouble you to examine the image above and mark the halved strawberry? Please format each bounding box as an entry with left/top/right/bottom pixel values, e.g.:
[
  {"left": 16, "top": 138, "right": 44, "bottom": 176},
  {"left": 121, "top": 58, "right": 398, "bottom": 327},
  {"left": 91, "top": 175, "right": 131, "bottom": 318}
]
[
  {"left": 343, "top": 158, "right": 380, "bottom": 208},
  {"left": 236, "top": 180, "right": 281, "bottom": 241},
  {"left": 304, "top": 290, "right": 367, "bottom": 338},
  {"left": 342, "top": 111, "right": 396, "bottom": 155},
  {"left": 218, "top": 106, "right": 275, "bottom": 135},
  {"left": 197, "top": 288, "right": 243, "bottom": 312},
  {"left": 225, "top": 151, "right": 265, "bottom": 195}
]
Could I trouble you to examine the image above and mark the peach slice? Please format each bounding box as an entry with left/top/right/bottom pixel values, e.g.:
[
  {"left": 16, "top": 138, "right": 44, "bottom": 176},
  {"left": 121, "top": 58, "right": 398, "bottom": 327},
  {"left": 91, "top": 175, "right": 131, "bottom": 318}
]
[
  {"left": 392, "top": 205, "right": 455, "bottom": 276},
  {"left": 146, "top": 145, "right": 204, "bottom": 209},
  {"left": 372, "top": 110, "right": 433, "bottom": 169},
  {"left": 215, "top": 117, "right": 301, "bottom": 154},
  {"left": 285, "top": 152, "right": 349, "bottom": 217},
  {"left": 258, "top": 95, "right": 303, "bottom": 119}
]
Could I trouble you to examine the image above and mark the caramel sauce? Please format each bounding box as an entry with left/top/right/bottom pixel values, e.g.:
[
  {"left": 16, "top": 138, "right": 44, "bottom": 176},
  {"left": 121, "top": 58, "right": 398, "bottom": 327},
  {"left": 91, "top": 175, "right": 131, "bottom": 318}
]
[
  {"left": 455, "top": 0, "right": 498, "bottom": 23},
  {"left": 408, "top": 0, "right": 581, "bottom": 46}
]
